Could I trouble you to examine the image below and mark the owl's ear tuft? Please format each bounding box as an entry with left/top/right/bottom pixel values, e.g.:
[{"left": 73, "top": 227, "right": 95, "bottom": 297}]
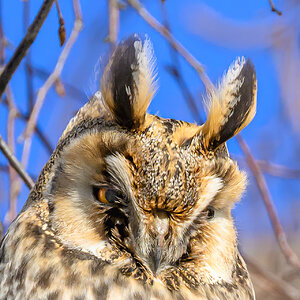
[
  {"left": 202, "top": 58, "right": 257, "bottom": 151},
  {"left": 101, "top": 34, "right": 157, "bottom": 129}
]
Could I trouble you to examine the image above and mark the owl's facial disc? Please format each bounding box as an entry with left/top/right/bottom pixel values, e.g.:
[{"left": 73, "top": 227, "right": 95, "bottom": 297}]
[{"left": 101, "top": 148, "right": 238, "bottom": 275}]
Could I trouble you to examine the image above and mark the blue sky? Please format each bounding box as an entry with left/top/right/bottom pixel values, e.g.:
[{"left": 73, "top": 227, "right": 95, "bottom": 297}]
[{"left": 1, "top": 0, "right": 299, "bottom": 241}]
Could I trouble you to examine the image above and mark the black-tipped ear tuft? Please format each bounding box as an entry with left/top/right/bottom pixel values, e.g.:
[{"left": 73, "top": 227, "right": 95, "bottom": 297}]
[
  {"left": 101, "top": 34, "right": 157, "bottom": 129},
  {"left": 202, "top": 58, "right": 257, "bottom": 151}
]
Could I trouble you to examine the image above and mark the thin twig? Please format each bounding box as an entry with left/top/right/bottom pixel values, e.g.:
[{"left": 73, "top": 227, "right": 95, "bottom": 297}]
[
  {"left": 55, "top": 0, "right": 66, "bottom": 46},
  {"left": 0, "top": 0, "right": 55, "bottom": 97},
  {"left": 28, "top": 64, "right": 85, "bottom": 100},
  {"left": 1, "top": 97, "right": 53, "bottom": 154},
  {"left": 257, "top": 160, "right": 300, "bottom": 178},
  {"left": 72, "top": 0, "right": 83, "bottom": 21},
  {"left": 0, "top": 135, "right": 34, "bottom": 189},
  {"left": 268, "top": 0, "right": 282, "bottom": 16},
  {"left": 0, "top": 163, "right": 36, "bottom": 180},
  {"left": 160, "top": 1, "right": 203, "bottom": 124},
  {"left": 237, "top": 135, "right": 300, "bottom": 269},
  {"left": 0, "top": 217, "right": 3, "bottom": 238},
  {"left": 23, "top": 0, "right": 34, "bottom": 112},
  {"left": 236, "top": 155, "right": 300, "bottom": 179},
  {"left": 6, "top": 87, "right": 20, "bottom": 222},
  {"left": 127, "top": 0, "right": 215, "bottom": 94},
  {"left": 1, "top": 2, "right": 21, "bottom": 222},
  {"left": 0, "top": 0, "right": 5, "bottom": 66},
  {"left": 108, "top": 0, "right": 120, "bottom": 52},
  {"left": 22, "top": 0, "right": 83, "bottom": 169}
]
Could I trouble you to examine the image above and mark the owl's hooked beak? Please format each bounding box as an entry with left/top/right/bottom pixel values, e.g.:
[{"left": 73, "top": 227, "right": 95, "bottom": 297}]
[{"left": 149, "top": 211, "right": 169, "bottom": 274}]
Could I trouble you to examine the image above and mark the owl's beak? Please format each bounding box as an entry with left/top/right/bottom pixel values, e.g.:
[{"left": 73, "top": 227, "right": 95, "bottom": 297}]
[{"left": 149, "top": 211, "right": 169, "bottom": 274}]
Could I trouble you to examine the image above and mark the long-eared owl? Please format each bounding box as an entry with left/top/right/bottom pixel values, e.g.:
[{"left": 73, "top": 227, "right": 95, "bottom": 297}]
[{"left": 0, "top": 35, "right": 257, "bottom": 299}]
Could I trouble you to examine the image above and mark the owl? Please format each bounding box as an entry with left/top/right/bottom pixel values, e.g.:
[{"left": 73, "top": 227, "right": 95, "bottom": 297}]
[{"left": 0, "top": 35, "right": 257, "bottom": 300}]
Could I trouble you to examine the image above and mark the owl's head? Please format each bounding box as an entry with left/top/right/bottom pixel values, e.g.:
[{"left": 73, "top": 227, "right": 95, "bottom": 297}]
[{"left": 41, "top": 35, "right": 256, "bottom": 280}]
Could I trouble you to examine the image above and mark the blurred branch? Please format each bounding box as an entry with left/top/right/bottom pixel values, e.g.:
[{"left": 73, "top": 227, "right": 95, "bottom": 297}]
[
  {"left": 237, "top": 135, "right": 300, "bottom": 269},
  {"left": 0, "top": 217, "right": 3, "bottom": 239},
  {"left": 245, "top": 256, "right": 300, "bottom": 299},
  {"left": 282, "top": 268, "right": 300, "bottom": 282},
  {"left": 160, "top": 1, "right": 203, "bottom": 124},
  {"left": 0, "top": 0, "right": 55, "bottom": 97},
  {"left": 23, "top": 0, "right": 34, "bottom": 112},
  {"left": 0, "top": 135, "right": 34, "bottom": 189},
  {"left": 28, "top": 64, "right": 85, "bottom": 100},
  {"left": 268, "top": 0, "right": 282, "bottom": 16},
  {"left": 1, "top": 3, "right": 21, "bottom": 222},
  {"left": 0, "top": 0, "right": 5, "bottom": 66},
  {"left": 235, "top": 155, "right": 300, "bottom": 179},
  {"left": 255, "top": 160, "right": 300, "bottom": 179},
  {"left": 1, "top": 97, "right": 53, "bottom": 154},
  {"left": 6, "top": 87, "right": 20, "bottom": 222},
  {"left": 127, "top": 0, "right": 215, "bottom": 94},
  {"left": 108, "top": 0, "right": 120, "bottom": 51},
  {"left": 22, "top": 0, "right": 83, "bottom": 169},
  {"left": 0, "top": 162, "right": 36, "bottom": 181}
]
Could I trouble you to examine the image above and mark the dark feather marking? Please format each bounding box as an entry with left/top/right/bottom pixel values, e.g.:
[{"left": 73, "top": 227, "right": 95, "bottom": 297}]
[
  {"left": 43, "top": 237, "right": 56, "bottom": 255},
  {"left": 90, "top": 259, "right": 108, "bottom": 275},
  {"left": 110, "top": 35, "right": 140, "bottom": 128},
  {"left": 26, "top": 223, "right": 43, "bottom": 238},
  {"left": 0, "top": 243, "right": 5, "bottom": 263},
  {"left": 14, "top": 255, "right": 30, "bottom": 284},
  {"left": 72, "top": 296, "right": 85, "bottom": 300},
  {"left": 66, "top": 271, "right": 80, "bottom": 287},
  {"left": 164, "top": 121, "right": 174, "bottom": 134},
  {"left": 129, "top": 292, "right": 143, "bottom": 300},
  {"left": 93, "top": 283, "right": 109, "bottom": 299},
  {"left": 47, "top": 291, "right": 60, "bottom": 300},
  {"left": 60, "top": 248, "right": 103, "bottom": 269},
  {"left": 36, "top": 267, "right": 54, "bottom": 289},
  {"left": 11, "top": 236, "right": 21, "bottom": 252}
]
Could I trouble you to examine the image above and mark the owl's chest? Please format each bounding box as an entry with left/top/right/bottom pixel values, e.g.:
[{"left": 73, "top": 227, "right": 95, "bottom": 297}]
[
  {"left": 1, "top": 245, "right": 252, "bottom": 300},
  {"left": 0, "top": 249, "right": 177, "bottom": 300}
]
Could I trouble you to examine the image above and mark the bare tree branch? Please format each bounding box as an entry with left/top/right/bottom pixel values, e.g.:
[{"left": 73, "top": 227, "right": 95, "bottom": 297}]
[
  {"left": 268, "top": 0, "right": 282, "bottom": 16},
  {"left": 0, "top": 0, "right": 5, "bottom": 67},
  {"left": 257, "top": 160, "right": 300, "bottom": 178},
  {"left": 23, "top": 0, "right": 34, "bottom": 112},
  {"left": 28, "top": 64, "right": 86, "bottom": 101},
  {"left": 0, "top": 219, "right": 3, "bottom": 238},
  {"left": 237, "top": 135, "right": 300, "bottom": 269},
  {"left": 6, "top": 87, "right": 20, "bottom": 222},
  {"left": 22, "top": 0, "right": 83, "bottom": 169},
  {"left": 127, "top": 0, "right": 216, "bottom": 94},
  {"left": 108, "top": 0, "right": 120, "bottom": 51},
  {"left": 0, "top": 0, "right": 55, "bottom": 97},
  {"left": 236, "top": 156, "right": 300, "bottom": 179},
  {"left": 160, "top": 1, "right": 203, "bottom": 124},
  {"left": 1, "top": 97, "right": 53, "bottom": 154},
  {"left": 0, "top": 135, "right": 34, "bottom": 189}
]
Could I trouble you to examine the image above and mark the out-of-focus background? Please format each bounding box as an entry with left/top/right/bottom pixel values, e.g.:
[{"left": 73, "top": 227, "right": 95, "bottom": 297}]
[{"left": 0, "top": 0, "right": 300, "bottom": 298}]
